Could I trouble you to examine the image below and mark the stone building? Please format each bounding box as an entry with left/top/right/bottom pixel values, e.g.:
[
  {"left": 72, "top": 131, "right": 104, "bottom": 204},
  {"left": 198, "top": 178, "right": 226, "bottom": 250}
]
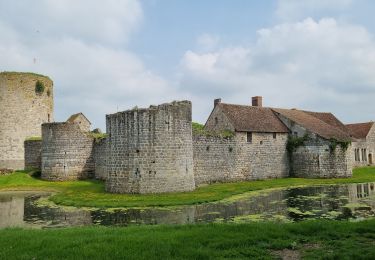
[
  {"left": 105, "top": 101, "right": 195, "bottom": 194},
  {"left": 194, "top": 97, "right": 290, "bottom": 185},
  {"left": 200, "top": 97, "right": 353, "bottom": 181},
  {"left": 66, "top": 113, "right": 91, "bottom": 132},
  {"left": 0, "top": 72, "right": 53, "bottom": 170},
  {"left": 346, "top": 122, "right": 375, "bottom": 167},
  {"left": 40, "top": 113, "right": 95, "bottom": 181}
]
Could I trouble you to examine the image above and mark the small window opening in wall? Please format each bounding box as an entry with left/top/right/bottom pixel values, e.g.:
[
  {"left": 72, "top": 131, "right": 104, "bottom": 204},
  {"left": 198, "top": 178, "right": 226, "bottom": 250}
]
[
  {"left": 273, "top": 133, "right": 277, "bottom": 139},
  {"left": 136, "top": 149, "right": 140, "bottom": 153},
  {"left": 206, "top": 146, "right": 210, "bottom": 151},
  {"left": 247, "top": 132, "right": 252, "bottom": 143},
  {"left": 260, "top": 141, "right": 263, "bottom": 145},
  {"left": 215, "top": 117, "right": 218, "bottom": 125},
  {"left": 229, "top": 147, "right": 233, "bottom": 152},
  {"left": 293, "top": 132, "right": 298, "bottom": 136},
  {"left": 48, "top": 114, "right": 50, "bottom": 122}
]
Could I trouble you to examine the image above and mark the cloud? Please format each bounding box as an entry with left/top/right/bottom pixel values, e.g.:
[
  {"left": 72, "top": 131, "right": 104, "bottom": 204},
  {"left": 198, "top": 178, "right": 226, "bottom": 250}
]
[
  {"left": 276, "top": 0, "right": 353, "bottom": 21},
  {"left": 0, "top": 0, "right": 178, "bottom": 129},
  {"left": 196, "top": 34, "right": 220, "bottom": 51},
  {"left": 180, "top": 18, "right": 375, "bottom": 123}
]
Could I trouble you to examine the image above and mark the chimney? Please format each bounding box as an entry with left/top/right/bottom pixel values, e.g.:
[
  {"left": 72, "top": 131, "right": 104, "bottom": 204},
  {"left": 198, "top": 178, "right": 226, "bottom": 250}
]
[
  {"left": 252, "top": 96, "right": 262, "bottom": 107},
  {"left": 214, "top": 98, "right": 221, "bottom": 107}
]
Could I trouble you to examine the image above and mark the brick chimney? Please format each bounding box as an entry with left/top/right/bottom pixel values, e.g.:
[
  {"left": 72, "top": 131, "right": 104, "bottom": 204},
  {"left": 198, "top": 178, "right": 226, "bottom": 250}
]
[
  {"left": 252, "top": 96, "right": 262, "bottom": 107},
  {"left": 214, "top": 98, "right": 221, "bottom": 107}
]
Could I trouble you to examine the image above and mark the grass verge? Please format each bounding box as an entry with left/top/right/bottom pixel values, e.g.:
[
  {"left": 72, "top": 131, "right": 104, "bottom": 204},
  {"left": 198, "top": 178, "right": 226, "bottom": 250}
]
[
  {"left": 1, "top": 167, "right": 375, "bottom": 208},
  {"left": 1, "top": 220, "right": 375, "bottom": 259}
]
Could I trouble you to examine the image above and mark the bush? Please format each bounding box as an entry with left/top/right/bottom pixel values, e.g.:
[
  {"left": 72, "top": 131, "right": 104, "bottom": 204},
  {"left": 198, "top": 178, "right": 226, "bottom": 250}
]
[{"left": 35, "top": 81, "right": 45, "bottom": 94}]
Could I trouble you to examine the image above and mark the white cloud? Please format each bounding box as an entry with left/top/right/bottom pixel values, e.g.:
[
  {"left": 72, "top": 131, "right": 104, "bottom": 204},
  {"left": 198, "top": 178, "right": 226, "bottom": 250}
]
[
  {"left": 0, "top": 0, "right": 179, "bottom": 129},
  {"left": 276, "top": 0, "right": 353, "bottom": 21},
  {"left": 180, "top": 18, "right": 375, "bottom": 123},
  {"left": 196, "top": 34, "right": 220, "bottom": 51}
]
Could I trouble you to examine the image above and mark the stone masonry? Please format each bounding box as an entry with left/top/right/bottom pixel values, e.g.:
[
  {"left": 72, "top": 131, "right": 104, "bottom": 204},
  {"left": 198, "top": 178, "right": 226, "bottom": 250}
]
[
  {"left": 0, "top": 72, "right": 53, "bottom": 170},
  {"left": 24, "top": 139, "right": 42, "bottom": 170},
  {"left": 105, "top": 101, "right": 195, "bottom": 194},
  {"left": 41, "top": 122, "right": 95, "bottom": 181}
]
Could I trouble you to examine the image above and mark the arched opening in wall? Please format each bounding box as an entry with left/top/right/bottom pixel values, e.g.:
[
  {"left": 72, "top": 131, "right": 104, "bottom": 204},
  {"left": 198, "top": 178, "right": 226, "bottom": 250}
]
[{"left": 369, "top": 154, "right": 373, "bottom": 165}]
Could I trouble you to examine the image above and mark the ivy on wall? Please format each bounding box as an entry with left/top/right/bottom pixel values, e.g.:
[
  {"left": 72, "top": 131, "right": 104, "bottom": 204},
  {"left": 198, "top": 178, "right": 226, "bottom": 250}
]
[{"left": 35, "top": 81, "right": 45, "bottom": 95}]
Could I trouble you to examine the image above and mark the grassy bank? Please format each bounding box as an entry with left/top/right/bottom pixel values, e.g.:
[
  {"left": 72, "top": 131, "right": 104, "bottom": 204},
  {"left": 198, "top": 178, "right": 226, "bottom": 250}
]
[
  {"left": 1, "top": 167, "right": 375, "bottom": 208},
  {"left": 1, "top": 220, "right": 375, "bottom": 259}
]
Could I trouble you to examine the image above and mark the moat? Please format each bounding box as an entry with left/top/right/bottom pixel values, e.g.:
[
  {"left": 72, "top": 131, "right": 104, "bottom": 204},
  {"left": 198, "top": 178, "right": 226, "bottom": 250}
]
[{"left": 1, "top": 182, "right": 375, "bottom": 229}]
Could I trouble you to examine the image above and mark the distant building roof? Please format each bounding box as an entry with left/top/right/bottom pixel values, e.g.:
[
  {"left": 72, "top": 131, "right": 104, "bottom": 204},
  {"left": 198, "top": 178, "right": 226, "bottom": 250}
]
[
  {"left": 302, "top": 111, "right": 349, "bottom": 134},
  {"left": 217, "top": 103, "right": 289, "bottom": 133},
  {"left": 272, "top": 108, "right": 352, "bottom": 141},
  {"left": 345, "top": 122, "right": 374, "bottom": 139},
  {"left": 66, "top": 113, "right": 91, "bottom": 124}
]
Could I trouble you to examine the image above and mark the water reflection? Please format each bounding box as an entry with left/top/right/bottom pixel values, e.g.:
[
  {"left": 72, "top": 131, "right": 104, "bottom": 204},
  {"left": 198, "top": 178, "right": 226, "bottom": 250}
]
[{"left": 1, "top": 183, "right": 375, "bottom": 228}]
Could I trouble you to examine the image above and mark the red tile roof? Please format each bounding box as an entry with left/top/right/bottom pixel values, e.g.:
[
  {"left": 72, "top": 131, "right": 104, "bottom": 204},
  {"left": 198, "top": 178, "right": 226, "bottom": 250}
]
[
  {"left": 303, "top": 111, "right": 349, "bottom": 134},
  {"left": 272, "top": 108, "right": 352, "bottom": 141},
  {"left": 345, "top": 122, "right": 374, "bottom": 139},
  {"left": 218, "top": 103, "right": 289, "bottom": 133}
]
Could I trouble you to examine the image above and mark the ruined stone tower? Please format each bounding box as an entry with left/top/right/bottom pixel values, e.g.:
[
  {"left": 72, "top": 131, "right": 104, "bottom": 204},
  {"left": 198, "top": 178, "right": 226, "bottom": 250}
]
[
  {"left": 105, "top": 101, "right": 195, "bottom": 194},
  {"left": 0, "top": 72, "right": 53, "bottom": 170}
]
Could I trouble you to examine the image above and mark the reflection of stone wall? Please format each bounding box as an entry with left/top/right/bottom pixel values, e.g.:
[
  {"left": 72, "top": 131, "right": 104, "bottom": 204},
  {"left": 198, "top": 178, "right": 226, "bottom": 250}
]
[
  {"left": 0, "top": 195, "right": 24, "bottom": 228},
  {"left": 0, "top": 72, "right": 53, "bottom": 170}
]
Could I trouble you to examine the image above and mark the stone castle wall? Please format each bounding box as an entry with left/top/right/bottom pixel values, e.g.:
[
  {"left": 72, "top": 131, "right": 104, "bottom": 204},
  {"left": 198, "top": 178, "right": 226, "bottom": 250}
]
[
  {"left": 24, "top": 139, "right": 42, "bottom": 170},
  {"left": 41, "top": 122, "right": 95, "bottom": 181},
  {"left": 0, "top": 72, "right": 53, "bottom": 170},
  {"left": 193, "top": 135, "right": 237, "bottom": 185},
  {"left": 193, "top": 132, "right": 289, "bottom": 185},
  {"left": 105, "top": 101, "right": 195, "bottom": 194},
  {"left": 94, "top": 137, "right": 107, "bottom": 180},
  {"left": 292, "top": 136, "right": 352, "bottom": 178}
]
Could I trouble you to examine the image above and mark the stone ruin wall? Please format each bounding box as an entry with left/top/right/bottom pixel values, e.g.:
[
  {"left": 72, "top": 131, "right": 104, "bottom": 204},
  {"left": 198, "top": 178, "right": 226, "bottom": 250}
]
[
  {"left": 193, "top": 132, "right": 289, "bottom": 186},
  {"left": 0, "top": 72, "right": 53, "bottom": 170},
  {"left": 24, "top": 139, "right": 42, "bottom": 170},
  {"left": 41, "top": 122, "right": 95, "bottom": 181},
  {"left": 105, "top": 101, "right": 195, "bottom": 194},
  {"left": 292, "top": 136, "right": 353, "bottom": 178},
  {"left": 94, "top": 137, "right": 107, "bottom": 180}
]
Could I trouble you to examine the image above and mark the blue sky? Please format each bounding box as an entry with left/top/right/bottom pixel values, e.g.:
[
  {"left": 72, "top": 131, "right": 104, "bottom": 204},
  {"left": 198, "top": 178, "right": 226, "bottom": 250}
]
[{"left": 1, "top": 0, "right": 375, "bottom": 130}]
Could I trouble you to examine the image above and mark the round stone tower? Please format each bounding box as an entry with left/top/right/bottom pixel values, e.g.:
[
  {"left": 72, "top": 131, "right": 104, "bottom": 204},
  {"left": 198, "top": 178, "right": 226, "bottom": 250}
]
[{"left": 0, "top": 72, "right": 53, "bottom": 170}]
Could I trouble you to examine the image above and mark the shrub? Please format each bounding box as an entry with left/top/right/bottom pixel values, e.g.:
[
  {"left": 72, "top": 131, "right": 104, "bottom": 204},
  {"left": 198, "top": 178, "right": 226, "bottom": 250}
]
[{"left": 35, "top": 81, "right": 45, "bottom": 94}]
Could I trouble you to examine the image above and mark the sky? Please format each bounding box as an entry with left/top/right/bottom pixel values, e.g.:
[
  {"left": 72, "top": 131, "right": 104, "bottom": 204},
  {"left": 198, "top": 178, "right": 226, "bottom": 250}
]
[{"left": 1, "top": 0, "right": 375, "bottom": 130}]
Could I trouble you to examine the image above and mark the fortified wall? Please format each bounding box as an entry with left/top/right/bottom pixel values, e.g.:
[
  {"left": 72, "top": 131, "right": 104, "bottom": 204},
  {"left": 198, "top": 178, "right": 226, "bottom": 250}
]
[
  {"left": 0, "top": 72, "right": 53, "bottom": 170},
  {"left": 193, "top": 133, "right": 289, "bottom": 185},
  {"left": 41, "top": 122, "right": 95, "bottom": 181},
  {"left": 105, "top": 101, "right": 195, "bottom": 194}
]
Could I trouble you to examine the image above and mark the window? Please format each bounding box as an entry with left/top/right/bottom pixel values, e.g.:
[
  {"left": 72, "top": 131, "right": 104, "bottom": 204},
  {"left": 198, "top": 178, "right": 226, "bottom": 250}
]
[
  {"left": 293, "top": 132, "right": 298, "bottom": 136},
  {"left": 273, "top": 133, "right": 277, "bottom": 139},
  {"left": 48, "top": 114, "right": 50, "bottom": 122},
  {"left": 247, "top": 132, "right": 252, "bottom": 143},
  {"left": 214, "top": 117, "right": 218, "bottom": 125}
]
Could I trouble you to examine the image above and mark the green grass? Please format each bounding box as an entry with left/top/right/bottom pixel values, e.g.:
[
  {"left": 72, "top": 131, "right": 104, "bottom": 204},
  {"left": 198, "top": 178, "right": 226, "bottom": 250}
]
[
  {"left": 1, "top": 220, "right": 375, "bottom": 259},
  {"left": 1, "top": 167, "right": 375, "bottom": 208},
  {"left": 24, "top": 136, "right": 42, "bottom": 141},
  {"left": 192, "top": 122, "right": 235, "bottom": 138}
]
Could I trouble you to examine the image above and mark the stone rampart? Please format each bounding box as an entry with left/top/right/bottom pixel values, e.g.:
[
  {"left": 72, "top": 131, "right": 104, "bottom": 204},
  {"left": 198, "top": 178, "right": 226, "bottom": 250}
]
[
  {"left": 24, "top": 139, "right": 42, "bottom": 170},
  {"left": 41, "top": 122, "right": 95, "bottom": 181},
  {"left": 105, "top": 101, "right": 195, "bottom": 194},
  {"left": 94, "top": 137, "right": 107, "bottom": 180},
  {"left": 0, "top": 72, "right": 53, "bottom": 170}
]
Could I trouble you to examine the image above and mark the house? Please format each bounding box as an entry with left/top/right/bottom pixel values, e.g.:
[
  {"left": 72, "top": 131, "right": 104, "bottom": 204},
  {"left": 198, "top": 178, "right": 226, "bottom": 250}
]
[
  {"left": 66, "top": 113, "right": 91, "bottom": 132},
  {"left": 346, "top": 122, "right": 375, "bottom": 167},
  {"left": 203, "top": 97, "right": 353, "bottom": 180}
]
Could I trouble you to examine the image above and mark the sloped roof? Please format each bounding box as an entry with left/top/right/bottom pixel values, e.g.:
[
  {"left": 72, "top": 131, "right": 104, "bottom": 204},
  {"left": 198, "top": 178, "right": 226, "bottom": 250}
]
[
  {"left": 66, "top": 113, "right": 91, "bottom": 124},
  {"left": 345, "top": 122, "right": 374, "bottom": 139},
  {"left": 272, "top": 108, "right": 351, "bottom": 141},
  {"left": 217, "top": 103, "right": 289, "bottom": 133},
  {"left": 303, "top": 111, "right": 349, "bottom": 134}
]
